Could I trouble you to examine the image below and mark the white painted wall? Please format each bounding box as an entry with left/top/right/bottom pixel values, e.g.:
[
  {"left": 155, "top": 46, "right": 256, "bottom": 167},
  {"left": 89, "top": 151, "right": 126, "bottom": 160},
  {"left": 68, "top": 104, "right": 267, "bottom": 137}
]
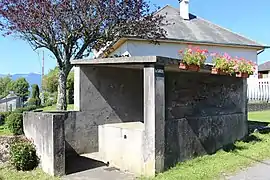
[
  {"left": 111, "top": 40, "right": 258, "bottom": 64},
  {"left": 109, "top": 40, "right": 259, "bottom": 78},
  {"left": 111, "top": 41, "right": 130, "bottom": 57}
]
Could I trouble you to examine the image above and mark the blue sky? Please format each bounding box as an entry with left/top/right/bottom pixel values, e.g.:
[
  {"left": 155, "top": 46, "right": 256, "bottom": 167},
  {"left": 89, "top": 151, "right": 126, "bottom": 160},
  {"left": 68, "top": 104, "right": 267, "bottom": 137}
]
[{"left": 0, "top": 0, "right": 269, "bottom": 74}]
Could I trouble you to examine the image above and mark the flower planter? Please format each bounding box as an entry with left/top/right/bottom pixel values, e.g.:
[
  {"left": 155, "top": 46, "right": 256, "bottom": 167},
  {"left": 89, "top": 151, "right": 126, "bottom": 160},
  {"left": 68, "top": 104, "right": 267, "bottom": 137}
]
[
  {"left": 188, "top": 64, "right": 200, "bottom": 72},
  {"left": 179, "top": 62, "right": 189, "bottom": 70},
  {"left": 211, "top": 68, "right": 227, "bottom": 75},
  {"left": 236, "top": 72, "right": 249, "bottom": 78},
  {"left": 179, "top": 63, "right": 200, "bottom": 72}
]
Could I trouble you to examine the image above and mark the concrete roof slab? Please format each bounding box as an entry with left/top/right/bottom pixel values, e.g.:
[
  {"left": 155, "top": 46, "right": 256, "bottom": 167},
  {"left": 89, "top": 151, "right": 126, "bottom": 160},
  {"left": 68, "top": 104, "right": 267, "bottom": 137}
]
[{"left": 71, "top": 56, "right": 158, "bottom": 65}]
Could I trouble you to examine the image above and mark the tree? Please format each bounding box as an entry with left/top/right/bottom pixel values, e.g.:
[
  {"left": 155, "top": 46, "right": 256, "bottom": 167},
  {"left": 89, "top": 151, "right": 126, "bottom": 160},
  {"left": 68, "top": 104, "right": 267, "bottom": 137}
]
[
  {"left": 0, "top": 75, "right": 12, "bottom": 98},
  {"left": 42, "top": 67, "right": 59, "bottom": 94},
  {"left": 43, "top": 67, "right": 74, "bottom": 105},
  {"left": 0, "top": 0, "right": 166, "bottom": 110},
  {"left": 8, "top": 78, "right": 29, "bottom": 103},
  {"left": 28, "top": 84, "right": 41, "bottom": 106}
]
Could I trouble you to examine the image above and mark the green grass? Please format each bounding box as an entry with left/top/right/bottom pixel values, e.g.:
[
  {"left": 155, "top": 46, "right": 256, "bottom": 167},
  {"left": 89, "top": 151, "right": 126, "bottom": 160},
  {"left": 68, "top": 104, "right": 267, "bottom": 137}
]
[
  {"left": 248, "top": 110, "right": 270, "bottom": 122},
  {"left": 0, "top": 165, "right": 59, "bottom": 180},
  {"left": 39, "top": 104, "right": 74, "bottom": 111},
  {"left": 148, "top": 111, "right": 270, "bottom": 180},
  {"left": 0, "top": 124, "right": 12, "bottom": 136}
]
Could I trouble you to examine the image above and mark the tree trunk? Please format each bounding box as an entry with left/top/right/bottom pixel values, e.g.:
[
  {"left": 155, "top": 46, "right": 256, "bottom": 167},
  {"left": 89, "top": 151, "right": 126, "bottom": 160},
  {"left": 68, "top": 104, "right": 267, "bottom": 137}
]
[{"left": 57, "top": 69, "right": 67, "bottom": 110}]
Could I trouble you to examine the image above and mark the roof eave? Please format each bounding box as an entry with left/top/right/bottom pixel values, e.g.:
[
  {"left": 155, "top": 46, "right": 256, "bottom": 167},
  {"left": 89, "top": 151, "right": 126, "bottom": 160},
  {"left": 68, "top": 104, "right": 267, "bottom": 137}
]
[{"left": 124, "top": 36, "right": 269, "bottom": 50}]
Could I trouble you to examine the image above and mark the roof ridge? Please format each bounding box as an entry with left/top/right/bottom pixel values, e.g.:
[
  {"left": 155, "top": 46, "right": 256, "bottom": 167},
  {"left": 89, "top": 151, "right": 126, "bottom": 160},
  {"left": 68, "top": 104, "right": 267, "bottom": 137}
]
[{"left": 153, "top": 4, "right": 172, "bottom": 15}]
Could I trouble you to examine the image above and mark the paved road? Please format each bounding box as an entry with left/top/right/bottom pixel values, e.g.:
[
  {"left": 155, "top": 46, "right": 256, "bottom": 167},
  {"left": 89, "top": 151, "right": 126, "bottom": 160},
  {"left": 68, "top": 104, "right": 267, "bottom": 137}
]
[{"left": 227, "top": 160, "right": 270, "bottom": 180}]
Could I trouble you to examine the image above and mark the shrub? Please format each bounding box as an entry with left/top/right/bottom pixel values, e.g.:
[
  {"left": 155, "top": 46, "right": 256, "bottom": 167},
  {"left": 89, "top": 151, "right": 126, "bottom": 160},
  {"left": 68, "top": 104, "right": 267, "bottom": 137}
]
[
  {"left": 6, "top": 113, "right": 23, "bottom": 135},
  {"left": 13, "top": 105, "right": 37, "bottom": 113},
  {"left": 23, "top": 105, "right": 37, "bottom": 112},
  {"left": 10, "top": 139, "right": 39, "bottom": 171},
  {"left": 28, "top": 98, "right": 39, "bottom": 106},
  {"left": 0, "top": 111, "right": 11, "bottom": 125}
]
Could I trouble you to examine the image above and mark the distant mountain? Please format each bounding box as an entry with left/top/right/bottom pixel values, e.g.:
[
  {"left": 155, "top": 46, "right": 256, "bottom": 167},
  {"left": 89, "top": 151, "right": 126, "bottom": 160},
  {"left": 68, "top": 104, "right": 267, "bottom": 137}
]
[{"left": 0, "top": 73, "right": 41, "bottom": 88}]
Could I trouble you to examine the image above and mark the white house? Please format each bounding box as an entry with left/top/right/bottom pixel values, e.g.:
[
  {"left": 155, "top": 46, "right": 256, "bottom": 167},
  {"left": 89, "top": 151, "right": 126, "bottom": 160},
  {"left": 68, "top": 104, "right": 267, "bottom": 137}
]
[
  {"left": 0, "top": 93, "right": 22, "bottom": 112},
  {"left": 93, "top": 1, "right": 268, "bottom": 78}
]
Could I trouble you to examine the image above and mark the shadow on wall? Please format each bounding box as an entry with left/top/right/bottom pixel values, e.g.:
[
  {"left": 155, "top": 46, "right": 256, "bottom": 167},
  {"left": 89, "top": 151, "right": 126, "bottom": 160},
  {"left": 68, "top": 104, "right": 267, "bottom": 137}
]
[{"left": 83, "top": 66, "right": 144, "bottom": 123}]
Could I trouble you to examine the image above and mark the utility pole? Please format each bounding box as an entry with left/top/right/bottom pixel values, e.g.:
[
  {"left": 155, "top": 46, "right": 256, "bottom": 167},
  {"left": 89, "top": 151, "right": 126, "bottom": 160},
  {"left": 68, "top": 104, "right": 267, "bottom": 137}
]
[{"left": 41, "top": 51, "right": 45, "bottom": 105}]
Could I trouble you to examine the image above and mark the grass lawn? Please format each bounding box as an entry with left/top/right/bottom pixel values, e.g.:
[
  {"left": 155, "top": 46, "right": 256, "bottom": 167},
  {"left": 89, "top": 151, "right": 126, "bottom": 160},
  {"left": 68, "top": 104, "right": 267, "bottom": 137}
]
[
  {"left": 248, "top": 110, "right": 270, "bottom": 122},
  {"left": 0, "top": 124, "right": 12, "bottom": 136},
  {"left": 0, "top": 165, "right": 59, "bottom": 180},
  {"left": 148, "top": 111, "right": 270, "bottom": 180},
  {"left": 39, "top": 104, "right": 74, "bottom": 111}
]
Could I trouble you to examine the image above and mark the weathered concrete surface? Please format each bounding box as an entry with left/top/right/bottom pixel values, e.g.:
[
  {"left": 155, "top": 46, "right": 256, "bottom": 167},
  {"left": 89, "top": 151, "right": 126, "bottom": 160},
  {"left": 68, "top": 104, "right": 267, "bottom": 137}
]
[
  {"left": 79, "top": 66, "right": 143, "bottom": 121},
  {"left": 23, "top": 112, "right": 65, "bottom": 176},
  {"left": 98, "top": 122, "right": 144, "bottom": 174},
  {"left": 164, "top": 72, "right": 248, "bottom": 168},
  {"left": 71, "top": 56, "right": 157, "bottom": 65},
  {"left": 66, "top": 66, "right": 143, "bottom": 155}
]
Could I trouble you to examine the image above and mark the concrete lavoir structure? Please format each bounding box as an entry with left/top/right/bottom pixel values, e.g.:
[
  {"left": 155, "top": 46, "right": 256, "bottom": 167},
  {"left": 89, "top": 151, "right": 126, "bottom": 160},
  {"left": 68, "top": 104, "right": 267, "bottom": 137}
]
[
  {"left": 72, "top": 56, "right": 248, "bottom": 176},
  {"left": 23, "top": 56, "right": 248, "bottom": 177}
]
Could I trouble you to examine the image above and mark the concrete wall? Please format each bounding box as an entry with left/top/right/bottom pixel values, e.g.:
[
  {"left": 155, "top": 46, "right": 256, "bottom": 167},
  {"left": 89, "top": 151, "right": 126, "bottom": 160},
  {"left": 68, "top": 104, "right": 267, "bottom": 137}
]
[
  {"left": 98, "top": 122, "right": 145, "bottom": 174},
  {"left": 69, "top": 66, "right": 143, "bottom": 154},
  {"left": 164, "top": 72, "right": 248, "bottom": 168},
  {"left": 109, "top": 40, "right": 259, "bottom": 78},
  {"left": 23, "top": 112, "right": 65, "bottom": 176}
]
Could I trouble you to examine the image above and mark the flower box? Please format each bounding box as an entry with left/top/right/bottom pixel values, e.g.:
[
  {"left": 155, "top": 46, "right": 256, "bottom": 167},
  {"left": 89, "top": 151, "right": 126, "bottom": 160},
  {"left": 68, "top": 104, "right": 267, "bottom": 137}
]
[
  {"left": 211, "top": 68, "right": 227, "bottom": 75},
  {"left": 179, "top": 63, "right": 200, "bottom": 72},
  {"left": 179, "top": 62, "right": 188, "bottom": 70},
  {"left": 236, "top": 72, "right": 249, "bottom": 78},
  {"left": 179, "top": 46, "right": 208, "bottom": 72}
]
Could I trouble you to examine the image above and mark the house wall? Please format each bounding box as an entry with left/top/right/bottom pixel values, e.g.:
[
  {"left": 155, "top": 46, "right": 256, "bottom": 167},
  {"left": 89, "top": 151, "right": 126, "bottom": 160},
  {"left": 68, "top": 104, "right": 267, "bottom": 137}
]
[
  {"left": 0, "top": 98, "right": 21, "bottom": 112},
  {"left": 109, "top": 40, "right": 259, "bottom": 78},
  {"left": 164, "top": 71, "right": 248, "bottom": 168}
]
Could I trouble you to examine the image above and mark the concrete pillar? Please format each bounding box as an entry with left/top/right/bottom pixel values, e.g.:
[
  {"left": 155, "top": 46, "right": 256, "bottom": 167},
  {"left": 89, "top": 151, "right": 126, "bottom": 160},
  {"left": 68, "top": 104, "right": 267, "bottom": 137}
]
[
  {"left": 143, "top": 64, "right": 165, "bottom": 176},
  {"left": 74, "top": 66, "right": 81, "bottom": 111}
]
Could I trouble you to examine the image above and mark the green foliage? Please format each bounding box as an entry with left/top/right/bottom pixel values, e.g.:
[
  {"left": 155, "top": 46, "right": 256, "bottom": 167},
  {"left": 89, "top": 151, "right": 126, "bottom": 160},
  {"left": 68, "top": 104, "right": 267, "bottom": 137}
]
[
  {"left": 42, "top": 67, "right": 59, "bottom": 93},
  {"left": 0, "top": 111, "right": 11, "bottom": 125},
  {"left": 67, "top": 71, "right": 74, "bottom": 104},
  {"left": 28, "top": 85, "right": 41, "bottom": 106},
  {"left": 42, "top": 67, "right": 74, "bottom": 105},
  {"left": 0, "top": 75, "right": 12, "bottom": 98},
  {"left": 13, "top": 105, "right": 37, "bottom": 113},
  {"left": 10, "top": 139, "right": 39, "bottom": 171},
  {"left": 8, "top": 78, "right": 30, "bottom": 102},
  {"left": 6, "top": 113, "right": 23, "bottom": 135}
]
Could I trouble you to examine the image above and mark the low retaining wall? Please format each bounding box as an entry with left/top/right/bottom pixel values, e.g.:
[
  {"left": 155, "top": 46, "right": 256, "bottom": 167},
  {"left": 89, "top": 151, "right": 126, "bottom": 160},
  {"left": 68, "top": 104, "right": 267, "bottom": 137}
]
[
  {"left": 248, "top": 103, "right": 270, "bottom": 112},
  {"left": 23, "top": 112, "right": 65, "bottom": 176}
]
